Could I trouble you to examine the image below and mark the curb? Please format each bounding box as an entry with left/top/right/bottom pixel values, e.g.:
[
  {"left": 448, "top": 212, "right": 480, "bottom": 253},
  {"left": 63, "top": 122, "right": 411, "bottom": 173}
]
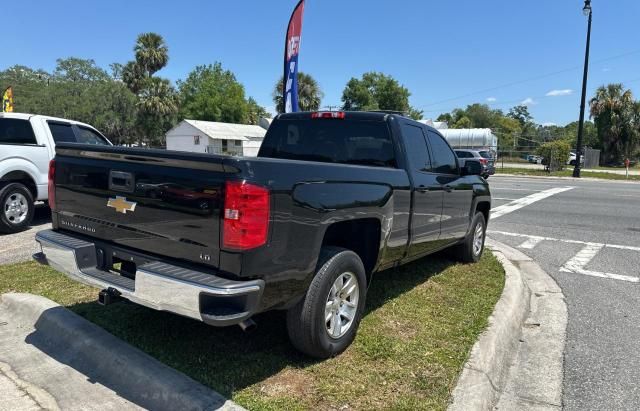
[
  {"left": 0, "top": 293, "right": 246, "bottom": 411},
  {"left": 448, "top": 238, "right": 567, "bottom": 410}
]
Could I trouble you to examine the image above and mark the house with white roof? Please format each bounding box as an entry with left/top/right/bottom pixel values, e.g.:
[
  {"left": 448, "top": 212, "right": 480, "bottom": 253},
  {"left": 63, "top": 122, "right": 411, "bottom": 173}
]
[{"left": 165, "top": 118, "right": 271, "bottom": 157}]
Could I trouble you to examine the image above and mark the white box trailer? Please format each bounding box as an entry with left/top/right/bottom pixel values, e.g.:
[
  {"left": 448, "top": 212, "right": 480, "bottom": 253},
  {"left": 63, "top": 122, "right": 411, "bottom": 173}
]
[{"left": 438, "top": 128, "right": 498, "bottom": 153}]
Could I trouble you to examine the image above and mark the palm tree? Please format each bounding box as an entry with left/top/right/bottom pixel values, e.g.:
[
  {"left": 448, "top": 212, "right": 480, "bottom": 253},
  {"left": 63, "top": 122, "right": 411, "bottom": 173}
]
[
  {"left": 589, "top": 84, "right": 635, "bottom": 163},
  {"left": 272, "top": 72, "right": 324, "bottom": 113},
  {"left": 136, "top": 77, "right": 178, "bottom": 146},
  {"left": 134, "top": 33, "right": 169, "bottom": 77}
]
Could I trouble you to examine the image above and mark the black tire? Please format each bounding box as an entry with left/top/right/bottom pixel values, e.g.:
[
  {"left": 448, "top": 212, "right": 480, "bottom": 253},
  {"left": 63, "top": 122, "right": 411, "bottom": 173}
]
[
  {"left": 453, "top": 212, "right": 486, "bottom": 263},
  {"left": 286, "top": 246, "right": 367, "bottom": 358},
  {"left": 0, "top": 183, "right": 35, "bottom": 234}
]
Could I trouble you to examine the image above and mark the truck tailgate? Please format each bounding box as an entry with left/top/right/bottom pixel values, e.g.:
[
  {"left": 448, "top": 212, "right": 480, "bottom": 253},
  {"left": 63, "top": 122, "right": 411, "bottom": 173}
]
[{"left": 52, "top": 144, "right": 228, "bottom": 268}]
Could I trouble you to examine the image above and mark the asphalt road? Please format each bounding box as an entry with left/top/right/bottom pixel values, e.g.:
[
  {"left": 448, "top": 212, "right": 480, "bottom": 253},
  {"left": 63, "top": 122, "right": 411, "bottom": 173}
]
[
  {"left": 0, "top": 203, "right": 51, "bottom": 265},
  {"left": 487, "top": 175, "right": 640, "bottom": 410}
]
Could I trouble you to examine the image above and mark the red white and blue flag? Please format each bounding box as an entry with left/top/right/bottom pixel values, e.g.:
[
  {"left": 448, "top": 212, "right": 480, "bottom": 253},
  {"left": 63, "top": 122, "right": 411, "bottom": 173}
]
[{"left": 283, "top": 0, "right": 305, "bottom": 113}]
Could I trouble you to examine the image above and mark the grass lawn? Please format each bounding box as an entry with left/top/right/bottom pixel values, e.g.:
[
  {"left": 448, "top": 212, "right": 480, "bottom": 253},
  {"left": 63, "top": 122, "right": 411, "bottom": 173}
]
[
  {"left": 497, "top": 167, "right": 640, "bottom": 181},
  {"left": 0, "top": 252, "right": 504, "bottom": 411}
]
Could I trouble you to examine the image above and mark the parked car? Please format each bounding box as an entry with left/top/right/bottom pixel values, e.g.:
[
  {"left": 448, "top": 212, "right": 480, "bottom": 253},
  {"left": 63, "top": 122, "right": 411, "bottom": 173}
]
[
  {"left": 35, "top": 111, "right": 491, "bottom": 358},
  {"left": 0, "top": 112, "right": 111, "bottom": 233},
  {"left": 528, "top": 155, "right": 543, "bottom": 164},
  {"left": 455, "top": 149, "right": 495, "bottom": 178},
  {"left": 567, "top": 151, "right": 585, "bottom": 166}
]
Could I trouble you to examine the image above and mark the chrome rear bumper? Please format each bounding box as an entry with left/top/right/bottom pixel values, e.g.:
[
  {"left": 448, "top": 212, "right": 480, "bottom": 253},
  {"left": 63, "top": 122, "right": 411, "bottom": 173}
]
[{"left": 34, "top": 229, "right": 264, "bottom": 326}]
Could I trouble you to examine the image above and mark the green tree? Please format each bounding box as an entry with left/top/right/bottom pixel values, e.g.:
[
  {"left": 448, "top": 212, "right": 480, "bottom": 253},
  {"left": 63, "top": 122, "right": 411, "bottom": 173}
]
[
  {"left": 178, "top": 63, "right": 249, "bottom": 123},
  {"left": 121, "top": 33, "right": 178, "bottom": 146},
  {"left": 341, "top": 72, "right": 422, "bottom": 119},
  {"left": 589, "top": 83, "right": 635, "bottom": 163},
  {"left": 0, "top": 60, "right": 138, "bottom": 144},
  {"left": 53, "top": 57, "right": 110, "bottom": 82},
  {"left": 245, "top": 97, "right": 271, "bottom": 125},
  {"left": 507, "top": 105, "right": 533, "bottom": 129},
  {"left": 136, "top": 77, "right": 178, "bottom": 146},
  {"left": 495, "top": 116, "right": 522, "bottom": 149},
  {"left": 563, "top": 121, "right": 598, "bottom": 149},
  {"left": 272, "top": 72, "right": 323, "bottom": 113},
  {"left": 134, "top": 33, "right": 169, "bottom": 77}
]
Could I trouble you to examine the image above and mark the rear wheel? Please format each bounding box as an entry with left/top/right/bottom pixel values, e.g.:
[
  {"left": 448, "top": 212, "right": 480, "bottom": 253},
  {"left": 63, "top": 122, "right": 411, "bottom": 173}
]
[
  {"left": 453, "top": 212, "right": 486, "bottom": 263},
  {"left": 286, "top": 246, "right": 367, "bottom": 358},
  {"left": 0, "top": 183, "right": 34, "bottom": 233}
]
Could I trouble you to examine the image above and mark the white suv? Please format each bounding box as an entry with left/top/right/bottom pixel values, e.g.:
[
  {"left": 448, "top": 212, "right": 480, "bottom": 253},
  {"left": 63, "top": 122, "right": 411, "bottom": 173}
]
[{"left": 0, "top": 113, "right": 111, "bottom": 233}]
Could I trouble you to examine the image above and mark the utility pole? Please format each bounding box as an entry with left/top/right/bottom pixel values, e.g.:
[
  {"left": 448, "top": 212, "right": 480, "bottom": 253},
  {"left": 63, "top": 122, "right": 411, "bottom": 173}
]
[{"left": 573, "top": 0, "right": 592, "bottom": 177}]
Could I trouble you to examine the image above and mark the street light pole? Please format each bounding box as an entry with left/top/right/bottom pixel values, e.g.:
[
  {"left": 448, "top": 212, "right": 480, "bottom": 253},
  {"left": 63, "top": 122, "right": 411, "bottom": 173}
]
[{"left": 573, "top": 0, "right": 592, "bottom": 177}]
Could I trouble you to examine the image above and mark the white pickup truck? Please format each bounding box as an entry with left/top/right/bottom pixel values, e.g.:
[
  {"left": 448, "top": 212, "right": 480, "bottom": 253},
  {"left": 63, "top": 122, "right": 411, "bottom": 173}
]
[{"left": 0, "top": 112, "right": 111, "bottom": 233}]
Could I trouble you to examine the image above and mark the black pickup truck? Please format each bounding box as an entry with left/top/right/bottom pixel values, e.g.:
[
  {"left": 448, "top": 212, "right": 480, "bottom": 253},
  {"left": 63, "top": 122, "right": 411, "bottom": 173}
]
[{"left": 35, "top": 111, "right": 491, "bottom": 358}]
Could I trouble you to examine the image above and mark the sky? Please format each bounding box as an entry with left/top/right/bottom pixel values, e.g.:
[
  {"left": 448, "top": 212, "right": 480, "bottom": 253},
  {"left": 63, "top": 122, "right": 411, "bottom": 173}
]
[{"left": 2, "top": 0, "right": 639, "bottom": 126}]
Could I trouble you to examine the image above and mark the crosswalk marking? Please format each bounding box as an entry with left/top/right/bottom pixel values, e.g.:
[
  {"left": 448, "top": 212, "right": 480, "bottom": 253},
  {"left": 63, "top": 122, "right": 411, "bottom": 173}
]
[
  {"left": 490, "top": 186, "right": 575, "bottom": 219},
  {"left": 488, "top": 230, "right": 640, "bottom": 283}
]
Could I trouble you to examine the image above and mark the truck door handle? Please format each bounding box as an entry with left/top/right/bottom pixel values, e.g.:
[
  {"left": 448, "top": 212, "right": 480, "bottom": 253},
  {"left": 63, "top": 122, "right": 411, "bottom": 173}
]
[
  {"left": 444, "top": 185, "right": 453, "bottom": 193},
  {"left": 416, "top": 185, "right": 429, "bottom": 193}
]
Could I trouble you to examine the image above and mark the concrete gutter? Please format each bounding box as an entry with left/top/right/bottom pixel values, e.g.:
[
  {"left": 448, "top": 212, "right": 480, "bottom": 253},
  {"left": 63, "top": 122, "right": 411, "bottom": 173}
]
[
  {"left": 448, "top": 238, "right": 567, "bottom": 410},
  {"left": 0, "top": 293, "right": 245, "bottom": 411}
]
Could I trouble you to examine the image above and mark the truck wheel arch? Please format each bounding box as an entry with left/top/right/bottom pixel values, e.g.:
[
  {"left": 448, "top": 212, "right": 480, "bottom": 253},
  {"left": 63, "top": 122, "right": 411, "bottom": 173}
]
[
  {"left": 320, "top": 218, "right": 382, "bottom": 283},
  {"left": 0, "top": 170, "right": 38, "bottom": 199},
  {"left": 475, "top": 201, "right": 490, "bottom": 224}
]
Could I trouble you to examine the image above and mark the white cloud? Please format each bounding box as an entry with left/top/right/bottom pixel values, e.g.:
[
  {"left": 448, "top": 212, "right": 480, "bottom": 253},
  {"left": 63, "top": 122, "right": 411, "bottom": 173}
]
[
  {"left": 546, "top": 89, "right": 573, "bottom": 97},
  {"left": 486, "top": 97, "right": 497, "bottom": 102},
  {"left": 542, "top": 122, "right": 557, "bottom": 127},
  {"left": 520, "top": 97, "right": 536, "bottom": 106}
]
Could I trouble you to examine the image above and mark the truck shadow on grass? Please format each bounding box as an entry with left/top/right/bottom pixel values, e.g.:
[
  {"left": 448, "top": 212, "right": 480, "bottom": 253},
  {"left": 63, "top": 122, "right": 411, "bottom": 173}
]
[{"left": 62, "top": 253, "right": 457, "bottom": 399}]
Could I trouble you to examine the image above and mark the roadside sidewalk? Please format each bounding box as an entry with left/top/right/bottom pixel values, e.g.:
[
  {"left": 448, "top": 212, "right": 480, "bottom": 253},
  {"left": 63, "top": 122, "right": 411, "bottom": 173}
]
[
  {"left": 0, "top": 293, "right": 244, "bottom": 411},
  {"left": 448, "top": 238, "right": 568, "bottom": 410}
]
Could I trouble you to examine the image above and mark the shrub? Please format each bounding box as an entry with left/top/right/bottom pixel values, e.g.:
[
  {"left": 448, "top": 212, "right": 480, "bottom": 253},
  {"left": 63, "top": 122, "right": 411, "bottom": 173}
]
[{"left": 536, "top": 140, "right": 571, "bottom": 171}]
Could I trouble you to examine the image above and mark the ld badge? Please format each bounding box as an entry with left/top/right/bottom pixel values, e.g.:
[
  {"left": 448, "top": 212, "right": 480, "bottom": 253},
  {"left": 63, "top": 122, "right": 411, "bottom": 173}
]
[{"left": 107, "top": 196, "right": 137, "bottom": 214}]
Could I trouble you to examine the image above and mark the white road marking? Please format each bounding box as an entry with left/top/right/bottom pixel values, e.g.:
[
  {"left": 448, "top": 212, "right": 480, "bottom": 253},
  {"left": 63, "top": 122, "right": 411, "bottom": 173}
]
[
  {"left": 488, "top": 230, "right": 640, "bottom": 283},
  {"left": 490, "top": 186, "right": 575, "bottom": 219},
  {"left": 488, "top": 230, "right": 640, "bottom": 251},
  {"left": 518, "top": 236, "right": 545, "bottom": 249},
  {"left": 559, "top": 244, "right": 639, "bottom": 283},
  {"left": 490, "top": 187, "right": 542, "bottom": 191}
]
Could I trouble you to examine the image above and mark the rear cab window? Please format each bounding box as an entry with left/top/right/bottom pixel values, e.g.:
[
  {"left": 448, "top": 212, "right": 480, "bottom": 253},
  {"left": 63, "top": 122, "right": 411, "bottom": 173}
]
[
  {"left": 259, "top": 118, "right": 396, "bottom": 168},
  {"left": 0, "top": 118, "right": 37, "bottom": 145}
]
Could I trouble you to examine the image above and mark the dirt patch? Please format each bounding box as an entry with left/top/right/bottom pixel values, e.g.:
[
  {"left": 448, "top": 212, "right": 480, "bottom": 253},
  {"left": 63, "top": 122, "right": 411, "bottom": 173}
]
[{"left": 259, "top": 368, "right": 316, "bottom": 399}]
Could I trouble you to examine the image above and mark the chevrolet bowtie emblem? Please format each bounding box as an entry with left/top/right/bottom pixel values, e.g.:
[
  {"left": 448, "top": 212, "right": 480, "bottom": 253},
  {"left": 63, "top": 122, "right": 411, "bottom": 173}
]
[{"left": 107, "top": 196, "right": 137, "bottom": 214}]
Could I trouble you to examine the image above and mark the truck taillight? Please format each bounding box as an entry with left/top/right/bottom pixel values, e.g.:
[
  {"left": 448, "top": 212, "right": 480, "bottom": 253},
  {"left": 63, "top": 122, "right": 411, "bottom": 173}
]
[
  {"left": 479, "top": 158, "right": 488, "bottom": 165},
  {"left": 48, "top": 160, "right": 56, "bottom": 211},
  {"left": 223, "top": 181, "right": 270, "bottom": 250}
]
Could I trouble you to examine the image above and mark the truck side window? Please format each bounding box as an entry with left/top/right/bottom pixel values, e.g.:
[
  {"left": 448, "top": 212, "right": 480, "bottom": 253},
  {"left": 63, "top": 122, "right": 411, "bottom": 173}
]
[
  {"left": 48, "top": 122, "right": 76, "bottom": 143},
  {"left": 400, "top": 123, "right": 431, "bottom": 172},
  {"left": 0, "top": 118, "right": 37, "bottom": 145},
  {"left": 427, "top": 131, "right": 458, "bottom": 175}
]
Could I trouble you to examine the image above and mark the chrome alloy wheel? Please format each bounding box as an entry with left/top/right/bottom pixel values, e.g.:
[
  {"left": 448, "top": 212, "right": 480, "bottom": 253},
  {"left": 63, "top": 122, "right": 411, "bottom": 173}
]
[
  {"left": 473, "top": 221, "right": 485, "bottom": 256},
  {"left": 4, "top": 192, "right": 28, "bottom": 225},
  {"left": 325, "top": 272, "right": 359, "bottom": 339}
]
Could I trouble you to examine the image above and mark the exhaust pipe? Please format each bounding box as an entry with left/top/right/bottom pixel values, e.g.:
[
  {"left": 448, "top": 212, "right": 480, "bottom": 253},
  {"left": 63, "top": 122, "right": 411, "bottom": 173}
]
[
  {"left": 98, "top": 287, "right": 122, "bottom": 306},
  {"left": 238, "top": 318, "right": 257, "bottom": 333}
]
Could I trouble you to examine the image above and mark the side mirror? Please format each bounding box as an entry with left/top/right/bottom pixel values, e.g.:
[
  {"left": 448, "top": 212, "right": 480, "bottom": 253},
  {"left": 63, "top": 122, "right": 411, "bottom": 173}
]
[{"left": 461, "top": 160, "right": 482, "bottom": 176}]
